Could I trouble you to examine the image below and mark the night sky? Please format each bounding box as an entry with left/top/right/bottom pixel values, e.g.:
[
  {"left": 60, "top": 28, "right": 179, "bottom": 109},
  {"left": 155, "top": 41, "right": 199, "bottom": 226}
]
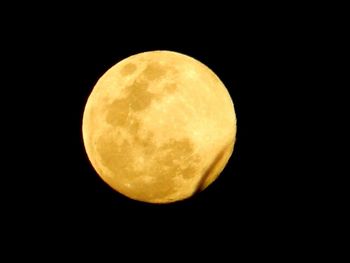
[{"left": 6, "top": 15, "right": 308, "bottom": 252}]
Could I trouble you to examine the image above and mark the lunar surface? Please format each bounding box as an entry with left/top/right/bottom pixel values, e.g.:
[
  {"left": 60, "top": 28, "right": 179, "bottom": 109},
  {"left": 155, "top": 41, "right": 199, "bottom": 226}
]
[{"left": 82, "top": 50, "right": 236, "bottom": 203}]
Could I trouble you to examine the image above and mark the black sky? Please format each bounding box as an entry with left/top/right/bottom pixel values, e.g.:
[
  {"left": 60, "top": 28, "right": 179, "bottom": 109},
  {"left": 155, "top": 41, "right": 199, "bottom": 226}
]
[
  {"left": 35, "top": 42, "right": 294, "bottom": 230},
  {"left": 4, "top": 13, "right": 311, "bottom": 251}
]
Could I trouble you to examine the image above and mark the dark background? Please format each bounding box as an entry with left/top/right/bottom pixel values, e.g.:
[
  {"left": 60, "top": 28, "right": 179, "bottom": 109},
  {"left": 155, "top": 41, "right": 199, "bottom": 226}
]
[
  {"left": 4, "top": 8, "right": 315, "bottom": 254},
  {"left": 15, "top": 44, "right": 295, "bottom": 224},
  {"left": 36, "top": 43, "right": 295, "bottom": 233}
]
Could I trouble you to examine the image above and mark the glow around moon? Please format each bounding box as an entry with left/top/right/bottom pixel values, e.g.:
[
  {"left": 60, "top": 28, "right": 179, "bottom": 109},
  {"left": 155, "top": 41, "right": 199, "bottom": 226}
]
[{"left": 82, "top": 50, "right": 236, "bottom": 203}]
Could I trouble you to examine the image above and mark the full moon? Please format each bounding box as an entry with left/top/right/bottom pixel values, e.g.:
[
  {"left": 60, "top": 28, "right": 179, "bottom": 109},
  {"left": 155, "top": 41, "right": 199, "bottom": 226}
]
[{"left": 82, "top": 50, "right": 237, "bottom": 204}]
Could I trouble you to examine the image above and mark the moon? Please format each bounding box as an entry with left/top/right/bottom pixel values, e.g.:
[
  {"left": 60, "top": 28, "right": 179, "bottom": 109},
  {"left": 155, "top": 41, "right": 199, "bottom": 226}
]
[{"left": 82, "top": 50, "right": 237, "bottom": 204}]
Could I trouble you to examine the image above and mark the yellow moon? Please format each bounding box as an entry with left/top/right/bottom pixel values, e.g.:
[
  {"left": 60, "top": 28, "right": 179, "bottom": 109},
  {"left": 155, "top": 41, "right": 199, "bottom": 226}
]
[{"left": 82, "top": 50, "right": 236, "bottom": 203}]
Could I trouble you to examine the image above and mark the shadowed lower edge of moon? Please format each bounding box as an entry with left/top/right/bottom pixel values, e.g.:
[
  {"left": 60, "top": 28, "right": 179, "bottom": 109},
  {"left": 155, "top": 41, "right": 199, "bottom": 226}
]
[
  {"left": 95, "top": 131, "right": 203, "bottom": 202},
  {"left": 95, "top": 126, "right": 235, "bottom": 203},
  {"left": 193, "top": 141, "right": 235, "bottom": 194}
]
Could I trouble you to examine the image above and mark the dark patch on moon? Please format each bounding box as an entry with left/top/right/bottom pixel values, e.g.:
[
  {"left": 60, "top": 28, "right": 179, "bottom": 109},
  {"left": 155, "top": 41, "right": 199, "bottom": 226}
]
[
  {"left": 105, "top": 99, "right": 130, "bottom": 127},
  {"left": 121, "top": 63, "right": 137, "bottom": 75},
  {"left": 105, "top": 79, "right": 154, "bottom": 128},
  {"left": 105, "top": 62, "right": 179, "bottom": 128},
  {"left": 164, "top": 83, "right": 178, "bottom": 93},
  {"left": 157, "top": 138, "right": 200, "bottom": 180},
  {"left": 127, "top": 81, "right": 154, "bottom": 111},
  {"left": 96, "top": 135, "right": 138, "bottom": 178},
  {"left": 142, "top": 62, "right": 169, "bottom": 81}
]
